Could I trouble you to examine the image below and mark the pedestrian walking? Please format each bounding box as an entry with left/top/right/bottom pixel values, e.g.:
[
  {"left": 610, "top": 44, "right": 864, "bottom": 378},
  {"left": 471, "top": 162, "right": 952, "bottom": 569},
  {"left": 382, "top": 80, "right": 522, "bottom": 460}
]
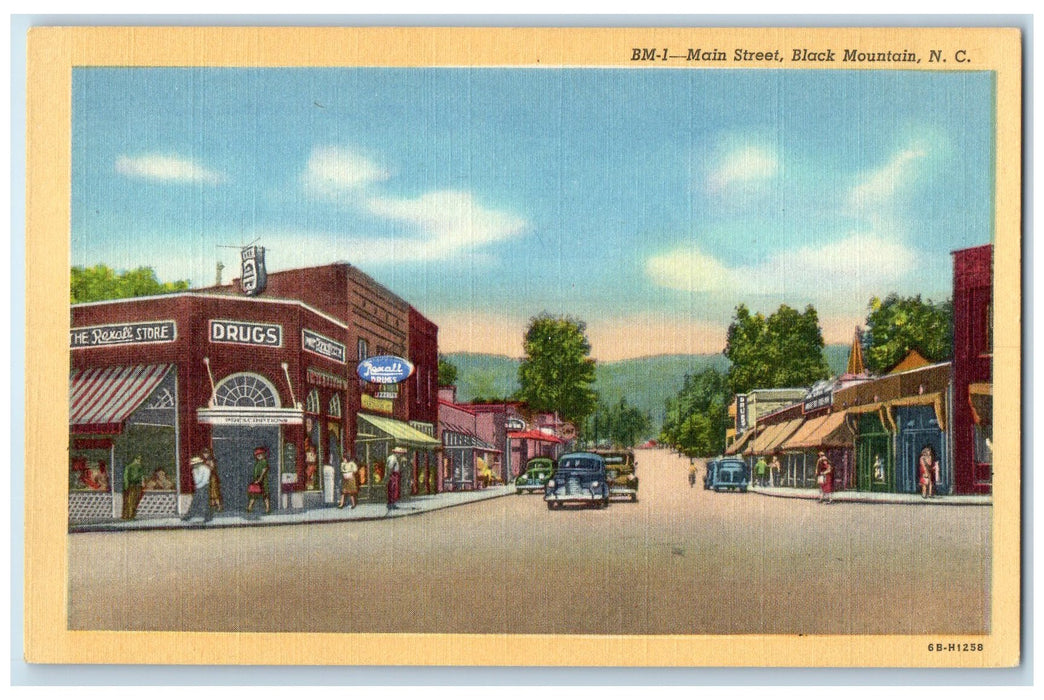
[
  {"left": 688, "top": 460, "right": 697, "bottom": 488},
  {"left": 769, "top": 454, "right": 782, "bottom": 487},
  {"left": 755, "top": 456, "right": 768, "bottom": 487},
  {"left": 339, "top": 456, "right": 360, "bottom": 509},
  {"left": 181, "top": 455, "right": 213, "bottom": 523},
  {"left": 121, "top": 455, "right": 145, "bottom": 520},
  {"left": 246, "top": 446, "right": 271, "bottom": 514},
  {"left": 202, "top": 446, "right": 223, "bottom": 512},
  {"left": 816, "top": 451, "right": 834, "bottom": 504},
  {"left": 919, "top": 446, "right": 938, "bottom": 499},
  {"left": 386, "top": 448, "right": 404, "bottom": 511}
]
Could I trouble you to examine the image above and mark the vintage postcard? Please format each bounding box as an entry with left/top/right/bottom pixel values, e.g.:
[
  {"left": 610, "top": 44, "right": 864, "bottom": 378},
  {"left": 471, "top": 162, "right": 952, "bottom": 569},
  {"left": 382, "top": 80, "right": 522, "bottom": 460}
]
[{"left": 23, "top": 25, "right": 1021, "bottom": 667}]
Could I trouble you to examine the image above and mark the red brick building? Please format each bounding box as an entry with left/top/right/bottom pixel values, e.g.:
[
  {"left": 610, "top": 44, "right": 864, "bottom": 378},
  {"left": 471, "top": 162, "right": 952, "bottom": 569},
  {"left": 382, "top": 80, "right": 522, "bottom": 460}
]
[{"left": 68, "top": 262, "right": 441, "bottom": 523}]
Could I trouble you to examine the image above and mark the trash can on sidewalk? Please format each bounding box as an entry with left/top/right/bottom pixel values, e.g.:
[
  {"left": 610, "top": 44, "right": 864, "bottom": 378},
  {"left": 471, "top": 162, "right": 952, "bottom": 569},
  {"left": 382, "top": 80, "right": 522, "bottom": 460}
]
[{"left": 322, "top": 464, "right": 336, "bottom": 505}]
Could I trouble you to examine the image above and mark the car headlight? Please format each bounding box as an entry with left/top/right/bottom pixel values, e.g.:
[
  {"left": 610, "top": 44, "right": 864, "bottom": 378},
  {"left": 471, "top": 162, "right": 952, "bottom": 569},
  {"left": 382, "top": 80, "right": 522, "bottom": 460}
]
[{"left": 547, "top": 479, "right": 556, "bottom": 488}]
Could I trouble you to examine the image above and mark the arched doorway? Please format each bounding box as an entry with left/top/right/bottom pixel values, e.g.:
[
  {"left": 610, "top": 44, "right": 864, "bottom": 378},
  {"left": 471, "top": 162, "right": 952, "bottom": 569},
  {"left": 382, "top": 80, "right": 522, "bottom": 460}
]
[{"left": 209, "top": 373, "right": 282, "bottom": 512}]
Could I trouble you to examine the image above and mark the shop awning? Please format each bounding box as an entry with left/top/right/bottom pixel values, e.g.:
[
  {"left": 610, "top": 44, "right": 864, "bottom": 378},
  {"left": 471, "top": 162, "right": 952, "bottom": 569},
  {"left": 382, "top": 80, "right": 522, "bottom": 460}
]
[
  {"left": 724, "top": 426, "right": 759, "bottom": 455},
  {"left": 357, "top": 413, "right": 441, "bottom": 448},
  {"left": 508, "top": 429, "right": 564, "bottom": 444},
  {"left": 758, "top": 418, "right": 805, "bottom": 454},
  {"left": 747, "top": 419, "right": 804, "bottom": 455},
  {"left": 969, "top": 383, "right": 992, "bottom": 425},
  {"left": 69, "top": 364, "right": 173, "bottom": 434},
  {"left": 781, "top": 411, "right": 852, "bottom": 450},
  {"left": 441, "top": 421, "right": 499, "bottom": 451}
]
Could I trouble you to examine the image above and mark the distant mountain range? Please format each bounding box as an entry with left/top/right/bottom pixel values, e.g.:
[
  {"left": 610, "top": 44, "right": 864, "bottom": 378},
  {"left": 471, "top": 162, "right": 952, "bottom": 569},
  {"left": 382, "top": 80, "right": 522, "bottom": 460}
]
[{"left": 444, "top": 344, "right": 852, "bottom": 429}]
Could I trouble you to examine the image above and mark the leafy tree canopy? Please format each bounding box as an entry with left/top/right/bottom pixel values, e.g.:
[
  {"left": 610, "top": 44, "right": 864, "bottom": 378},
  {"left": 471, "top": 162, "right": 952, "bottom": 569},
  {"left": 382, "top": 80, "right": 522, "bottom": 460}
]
[
  {"left": 517, "top": 314, "right": 598, "bottom": 425},
  {"left": 724, "top": 303, "right": 830, "bottom": 394},
  {"left": 437, "top": 355, "right": 459, "bottom": 387},
  {"left": 584, "top": 397, "right": 652, "bottom": 448},
  {"left": 863, "top": 294, "right": 953, "bottom": 373},
  {"left": 659, "top": 368, "right": 730, "bottom": 457},
  {"left": 71, "top": 264, "right": 189, "bottom": 304}
]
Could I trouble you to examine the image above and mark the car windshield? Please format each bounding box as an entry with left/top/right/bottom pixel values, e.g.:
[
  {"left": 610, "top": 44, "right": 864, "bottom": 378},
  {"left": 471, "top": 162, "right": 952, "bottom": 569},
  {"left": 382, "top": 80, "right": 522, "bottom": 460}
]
[{"left": 557, "top": 457, "right": 602, "bottom": 472}]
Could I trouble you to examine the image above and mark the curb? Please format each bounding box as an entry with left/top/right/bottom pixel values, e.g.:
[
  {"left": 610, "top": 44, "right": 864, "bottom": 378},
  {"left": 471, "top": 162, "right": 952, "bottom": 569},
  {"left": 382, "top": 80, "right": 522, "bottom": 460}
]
[
  {"left": 69, "top": 487, "right": 515, "bottom": 534},
  {"left": 748, "top": 487, "right": 992, "bottom": 507}
]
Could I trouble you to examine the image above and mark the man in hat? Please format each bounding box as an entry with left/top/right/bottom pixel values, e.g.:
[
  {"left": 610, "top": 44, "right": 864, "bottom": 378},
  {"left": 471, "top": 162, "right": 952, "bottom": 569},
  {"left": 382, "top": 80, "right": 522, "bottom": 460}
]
[
  {"left": 386, "top": 447, "right": 405, "bottom": 511},
  {"left": 247, "top": 446, "right": 271, "bottom": 514},
  {"left": 181, "top": 455, "right": 213, "bottom": 523}
]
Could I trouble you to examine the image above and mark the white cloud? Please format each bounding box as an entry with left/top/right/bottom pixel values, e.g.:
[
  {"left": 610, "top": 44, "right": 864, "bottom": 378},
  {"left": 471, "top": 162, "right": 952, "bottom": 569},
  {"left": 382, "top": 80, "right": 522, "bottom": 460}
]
[
  {"left": 366, "top": 190, "right": 527, "bottom": 257},
  {"left": 115, "top": 154, "right": 223, "bottom": 184},
  {"left": 707, "top": 143, "right": 779, "bottom": 193},
  {"left": 847, "top": 145, "right": 927, "bottom": 213},
  {"left": 646, "top": 233, "right": 916, "bottom": 310},
  {"left": 301, "top": 146, "right": 390, "bottom": 198}
]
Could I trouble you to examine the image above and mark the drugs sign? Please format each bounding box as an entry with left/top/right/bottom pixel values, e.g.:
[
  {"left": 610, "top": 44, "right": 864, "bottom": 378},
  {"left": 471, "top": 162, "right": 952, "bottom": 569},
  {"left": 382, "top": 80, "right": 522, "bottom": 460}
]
[{"left": 357, "top": 355, "right": 414, "bottom": 384}]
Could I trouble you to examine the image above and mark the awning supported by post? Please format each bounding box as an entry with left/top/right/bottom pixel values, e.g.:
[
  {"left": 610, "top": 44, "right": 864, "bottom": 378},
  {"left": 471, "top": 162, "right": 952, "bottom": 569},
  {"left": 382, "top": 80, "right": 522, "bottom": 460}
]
[
  {"left": 968, "top": 383, "right": 992, "bottom": 425},
  {"left": 357, "top": 412, "right": 441, "bottom": 448},
  {"left": 69, "top": 364, "right": 174, "bottom": 434}
]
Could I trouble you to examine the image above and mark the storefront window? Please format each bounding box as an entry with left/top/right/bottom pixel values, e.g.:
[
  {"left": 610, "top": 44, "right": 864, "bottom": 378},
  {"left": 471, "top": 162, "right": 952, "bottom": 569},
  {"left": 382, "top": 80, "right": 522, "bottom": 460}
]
[{"left": 304, "top": 413, "right": 321, "bottom": 490}]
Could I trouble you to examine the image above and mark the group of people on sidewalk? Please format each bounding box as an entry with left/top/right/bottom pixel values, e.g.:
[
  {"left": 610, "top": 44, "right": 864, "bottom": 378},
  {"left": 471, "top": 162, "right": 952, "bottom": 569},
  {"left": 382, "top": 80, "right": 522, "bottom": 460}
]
[
  {"left": 337, "top": 447, "right": 403, "bottom": 511},
  {"left": 753, "top": 454, "right": 783, "bottom": 487}
]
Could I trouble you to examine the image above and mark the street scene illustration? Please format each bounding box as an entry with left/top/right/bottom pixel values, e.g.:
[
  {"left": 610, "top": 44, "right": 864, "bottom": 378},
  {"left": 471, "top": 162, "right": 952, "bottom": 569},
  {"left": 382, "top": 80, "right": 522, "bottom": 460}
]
[{"left": 67, "top": 66, "right": 994, "bottom": 636}]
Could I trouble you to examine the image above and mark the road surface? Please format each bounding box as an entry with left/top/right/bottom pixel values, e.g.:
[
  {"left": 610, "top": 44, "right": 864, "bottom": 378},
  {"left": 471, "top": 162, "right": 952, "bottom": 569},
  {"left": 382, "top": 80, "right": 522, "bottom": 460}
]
[{"left": 68, "top": 448, "right": 990, "bottom": 635}]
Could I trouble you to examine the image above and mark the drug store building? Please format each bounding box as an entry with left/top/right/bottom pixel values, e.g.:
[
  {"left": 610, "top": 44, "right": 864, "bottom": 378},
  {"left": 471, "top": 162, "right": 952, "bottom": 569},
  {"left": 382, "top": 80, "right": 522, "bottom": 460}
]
[{"left": 68, "top": 262, "right": 441, "bottom": 524}]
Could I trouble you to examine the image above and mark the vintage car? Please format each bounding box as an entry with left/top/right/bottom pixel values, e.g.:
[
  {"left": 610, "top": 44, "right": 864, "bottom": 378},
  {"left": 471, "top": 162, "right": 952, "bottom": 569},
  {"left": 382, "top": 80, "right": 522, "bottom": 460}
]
[
  {"left": 592, "top": 449, "right": 639, "bottom": 502},
  {"left": 704, "top": 457, "right": 750, "bottom": 493},
  {"left": 544, "top": 452, "right": 610, "bottom": 509},
  {"left": 515, "top": 457, "right": 555, "bottom": 494}
]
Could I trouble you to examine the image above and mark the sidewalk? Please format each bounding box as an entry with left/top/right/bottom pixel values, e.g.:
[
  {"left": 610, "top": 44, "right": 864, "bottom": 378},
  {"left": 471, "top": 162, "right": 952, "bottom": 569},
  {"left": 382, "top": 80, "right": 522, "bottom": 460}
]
[
  {"left": 749, "top": 484, "right": 992, "bottom": 506},
  {"left": 69, "top": 484, "right": 515, "bottom": 533}
]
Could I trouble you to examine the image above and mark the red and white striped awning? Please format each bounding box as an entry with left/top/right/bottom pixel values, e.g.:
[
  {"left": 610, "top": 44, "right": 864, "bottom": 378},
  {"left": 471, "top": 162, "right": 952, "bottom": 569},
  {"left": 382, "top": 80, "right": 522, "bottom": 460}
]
[{"left": 69, "top": 364, "right": 173, "bottom": 434}]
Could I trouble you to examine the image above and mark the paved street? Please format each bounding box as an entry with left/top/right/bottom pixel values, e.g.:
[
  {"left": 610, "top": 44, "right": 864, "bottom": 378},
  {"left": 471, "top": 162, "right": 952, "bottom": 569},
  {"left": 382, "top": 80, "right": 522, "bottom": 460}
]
[{"left": 68, "top": 448, "right": 991, "bottom": 635}]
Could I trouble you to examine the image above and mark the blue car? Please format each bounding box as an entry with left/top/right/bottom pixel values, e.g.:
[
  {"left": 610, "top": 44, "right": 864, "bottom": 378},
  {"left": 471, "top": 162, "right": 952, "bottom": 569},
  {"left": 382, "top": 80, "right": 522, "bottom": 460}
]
[
  {"left": 544, "top": 452, "right": 610, "bottom": 509},
  {"left": 704, "top": 457, "right": 750, "bottom": 493}
]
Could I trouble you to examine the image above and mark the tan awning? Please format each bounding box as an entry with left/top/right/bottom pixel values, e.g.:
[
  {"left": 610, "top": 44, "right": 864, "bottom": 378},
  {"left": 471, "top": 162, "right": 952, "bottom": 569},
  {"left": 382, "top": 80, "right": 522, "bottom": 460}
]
[
  {"left": 760, "top": 418, "right": 805, "bottom": 453},
  {"left": 358, "top": 413, "right": 441, "bottom": 448},
  {"left": 968, "top": 383, "right": 992, "bottom": 425},
  {"left": 724, "top": 426, "right": 759, "bottom": 455},
  {"left": 782, "top": 412, "right": 852, "bottom": 450}
]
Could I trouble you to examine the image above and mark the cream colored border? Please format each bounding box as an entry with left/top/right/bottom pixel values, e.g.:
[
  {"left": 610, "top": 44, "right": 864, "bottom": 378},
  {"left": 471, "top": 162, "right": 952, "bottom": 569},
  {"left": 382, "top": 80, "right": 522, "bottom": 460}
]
[{"left": 25, "top": 26, "right": 1022, "bottom": 667}]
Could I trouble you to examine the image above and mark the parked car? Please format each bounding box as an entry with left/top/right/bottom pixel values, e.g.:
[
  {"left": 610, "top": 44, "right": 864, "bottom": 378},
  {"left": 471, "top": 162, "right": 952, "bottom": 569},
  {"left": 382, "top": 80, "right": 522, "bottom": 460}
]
[
  {"left": 544, "top": 452, "right": 610, "bottom": 510},
  {"left": 592, "top": 449, "right": 639, "bottom": 502},
  {"left": 704, "top": 457, "right": 750, "bottom": 492},
  {"left": 515, "top": 457, "right": 555, "bottom": 494}
]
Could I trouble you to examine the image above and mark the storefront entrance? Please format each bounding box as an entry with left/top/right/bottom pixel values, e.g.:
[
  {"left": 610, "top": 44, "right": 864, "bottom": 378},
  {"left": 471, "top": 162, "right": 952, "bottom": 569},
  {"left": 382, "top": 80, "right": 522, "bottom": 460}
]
[
  {"left": 856, "top": 413, "right": 894, "bottom": 492},
  {"left": 212, "top": 425, "right": 280, "bottom": 512},
  {"left": 895, "top": 405, "right": 947, "bottom": 495}
]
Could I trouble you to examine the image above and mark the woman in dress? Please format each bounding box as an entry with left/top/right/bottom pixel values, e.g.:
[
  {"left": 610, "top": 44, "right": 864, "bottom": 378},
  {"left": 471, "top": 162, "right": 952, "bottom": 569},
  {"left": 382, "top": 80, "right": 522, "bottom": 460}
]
[
  {"left": 338, "top": 456, "right": 359, "bottom": 509},
  {"left": 815, "top": 451, "right": 834, "bottom": 504},
  {"left": 919, "top": 446, "right": 936, "bottom": 499}
]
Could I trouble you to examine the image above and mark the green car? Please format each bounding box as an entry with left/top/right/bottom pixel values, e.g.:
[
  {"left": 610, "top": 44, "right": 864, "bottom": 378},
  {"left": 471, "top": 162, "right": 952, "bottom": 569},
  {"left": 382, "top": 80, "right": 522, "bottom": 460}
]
[{"left": 515, "top": 458, "right": 555, "bottom": 494}]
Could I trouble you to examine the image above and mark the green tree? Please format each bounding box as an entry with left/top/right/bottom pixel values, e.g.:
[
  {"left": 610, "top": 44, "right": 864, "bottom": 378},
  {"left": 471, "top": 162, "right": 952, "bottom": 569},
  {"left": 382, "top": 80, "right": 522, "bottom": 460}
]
[
  {"left": 71, "top": 264, "right": 189, "bottom": 304},
  {"left": 437, "top": 355, "right": 459, "bottom": 387},
  {"left": 660, "top": 368, "right": 730, "bottom": 457},
  {"left": 517, "top": 314, "right": 598, "bottom": 425},
  {"left": 585, "top": 398, "right": 652, "bottom": 448},
  {"left": 863, "top": 294, "right": 953, "bottom": 373},
  {"left": 725, "top": 303, "right": 829, "bottom": 394}
]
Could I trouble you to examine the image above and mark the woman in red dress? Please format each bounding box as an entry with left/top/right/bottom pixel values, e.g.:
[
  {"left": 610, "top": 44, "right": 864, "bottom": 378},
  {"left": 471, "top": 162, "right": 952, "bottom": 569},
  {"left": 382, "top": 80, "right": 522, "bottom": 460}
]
[
  {"left": 815, "top": 451, "right": 834, "bottom": 504},
  {"left": 918, "top": 446, "right": 936, "bottom": 499}
]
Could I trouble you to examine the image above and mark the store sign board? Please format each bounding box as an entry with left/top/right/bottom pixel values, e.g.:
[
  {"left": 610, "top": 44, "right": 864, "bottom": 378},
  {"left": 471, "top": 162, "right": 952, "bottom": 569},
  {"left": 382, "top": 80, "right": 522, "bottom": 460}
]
[
  {"left": 196, "top": 407, "right": 303, "bottom": 425},
  {"left": 240, "top": 245, "right": 267, "bottom": 296},
  {"left": 71, "top": 320, "right": 176, "bottom": 349},
  {"left": 361, "top": 394, "right": 394, "bottom": 414},
  {"left": 803, "top": 381, "right": 834, "bottom": 413},
  {"left": 357, "top": 355, "right": 414, "bottom": 384},
  {"left": 736, "top": 395, "right": 749, "bottom": 433},
  {"left": 302, "top": 329, "right": 346, "bottom": 364},
  {"left": 209, "top": 320, "right": 282, "bottom": 347},
  {"left": 505, "top": 417, "right": 526, "bottom": 431}
]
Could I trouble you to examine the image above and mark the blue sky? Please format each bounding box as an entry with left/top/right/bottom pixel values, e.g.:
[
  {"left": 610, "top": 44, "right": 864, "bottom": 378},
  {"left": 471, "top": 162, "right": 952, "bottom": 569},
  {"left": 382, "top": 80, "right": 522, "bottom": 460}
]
[{"left": 72, "top": 67, "right": 994, "bottom": 360}]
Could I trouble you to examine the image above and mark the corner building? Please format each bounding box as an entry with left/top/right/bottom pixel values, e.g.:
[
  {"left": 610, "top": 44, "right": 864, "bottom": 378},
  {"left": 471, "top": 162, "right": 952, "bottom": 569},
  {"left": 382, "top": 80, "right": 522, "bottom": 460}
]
[{"left": 68, "top": 263, "right": 440, "bottom": 524}]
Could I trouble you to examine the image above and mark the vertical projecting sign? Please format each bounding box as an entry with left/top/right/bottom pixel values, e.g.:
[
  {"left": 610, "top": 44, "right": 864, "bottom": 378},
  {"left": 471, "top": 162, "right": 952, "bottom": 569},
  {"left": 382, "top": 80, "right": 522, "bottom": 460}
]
[{"left": 241, "top": 245, "right": 267, "bottom": 296}]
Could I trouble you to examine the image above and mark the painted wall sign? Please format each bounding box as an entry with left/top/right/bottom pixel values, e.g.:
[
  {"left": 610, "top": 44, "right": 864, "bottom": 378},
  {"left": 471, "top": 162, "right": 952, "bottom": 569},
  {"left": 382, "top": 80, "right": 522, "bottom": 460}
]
[
  {"left": 240, "top": 245, "right": 267, "bottom": 296},
  {"left": 302, "top": 329, "right": 346, "bottom": 364},
  {"left": 357, "top": 355, "right": 414, "bottom": 384},
  {"left": 71, "top": 320, "right": 176, "bottom": 349},
  {"left": 196, "top": 407, "right": 303, "bottom": 425},
  {"left": 361, "top": 394, "right": 394, "bottom": 414},
  {"left": 209, "top": 319, "right": 282, "bottom": 347},
  {"left": 804, "top": 380, "right": 835, "bottom": 413},
  {"left": 505, "top": 417, "right": 527, "bottom": 431}
]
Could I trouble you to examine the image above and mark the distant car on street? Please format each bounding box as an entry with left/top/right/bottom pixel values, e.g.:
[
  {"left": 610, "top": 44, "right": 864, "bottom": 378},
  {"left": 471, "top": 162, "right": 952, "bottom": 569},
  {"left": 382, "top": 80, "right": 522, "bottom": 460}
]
[
  {"left": 704, "top": 457, "right": 750, "bottom": 493},
  {"left": 544, "top": 452, "right": 610, "bottom": 510},
  {"left": 515, "top": 457, "right": 555, "bottom": 494},
  {"left": 592, "top": 448, "right": 639, "bottom": 502}
]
